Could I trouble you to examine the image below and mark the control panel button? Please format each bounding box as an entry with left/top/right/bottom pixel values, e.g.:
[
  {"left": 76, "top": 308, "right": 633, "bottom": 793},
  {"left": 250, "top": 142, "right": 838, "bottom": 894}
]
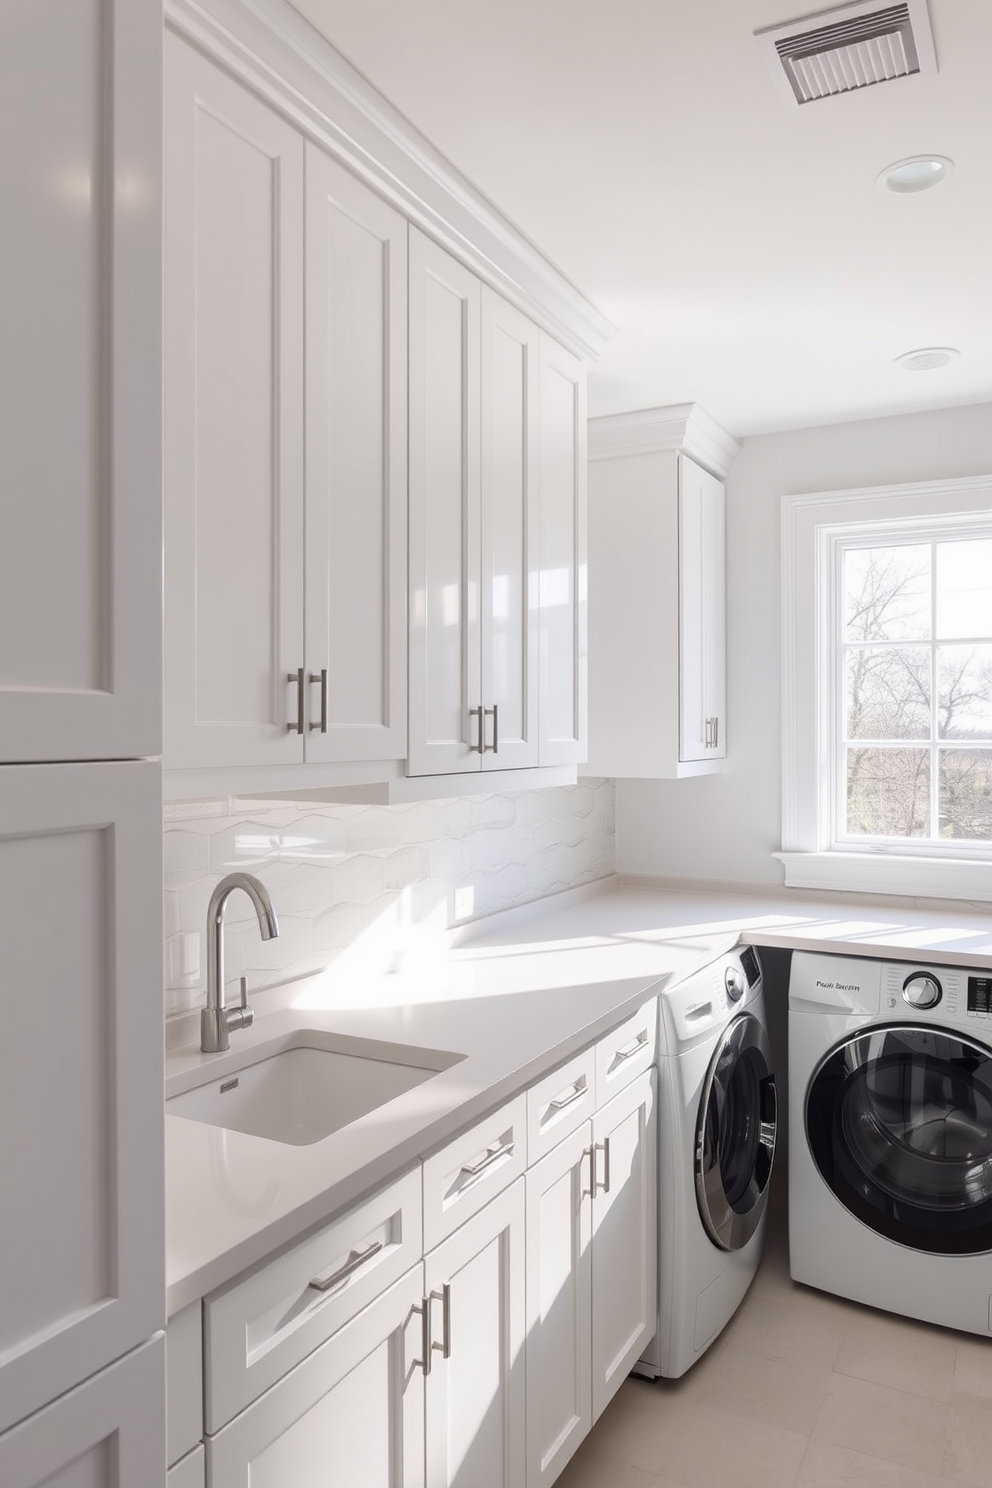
[{"left": 902, "top": 973, "right": 942, "bottom": 1010}]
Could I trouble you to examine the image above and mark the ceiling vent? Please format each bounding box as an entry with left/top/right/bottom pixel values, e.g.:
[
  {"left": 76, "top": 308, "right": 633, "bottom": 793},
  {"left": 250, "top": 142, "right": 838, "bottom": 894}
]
[{"left": 755, "top": 0, "right": 937, "bottom": 107}]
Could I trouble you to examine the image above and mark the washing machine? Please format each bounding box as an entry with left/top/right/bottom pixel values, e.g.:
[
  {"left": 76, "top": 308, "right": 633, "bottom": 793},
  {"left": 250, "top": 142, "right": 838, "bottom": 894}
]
[
  {"left": 790, "top": 950, "right": 992, "bottom": 1337},
  {"left": 636, "top": 945, "right": 778, "bottom": 1378}
]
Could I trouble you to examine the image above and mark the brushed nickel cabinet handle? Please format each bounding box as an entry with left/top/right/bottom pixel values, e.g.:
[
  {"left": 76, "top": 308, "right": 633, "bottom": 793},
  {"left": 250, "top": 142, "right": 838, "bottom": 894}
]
[
  {"left": 308, "top": 1239, "right": 383, "bottom": 1293},
  {"left": 413, "top": 1296, "right": 432, "bottom": 1376},
  {"left": 430, "top": 1283, "right": 451, "bottom": 1360},
  {"left": 287, "top": 668, "right": 305, "bottom": 733},
  {"left": 469, "top": 705, "right": 484, "bottom": 753},
  {"left": 309, "top": 669, "right": 328, "bottom": 733},
  {"left": 484, "top": 704, "right": 498, "bottom": 754}
]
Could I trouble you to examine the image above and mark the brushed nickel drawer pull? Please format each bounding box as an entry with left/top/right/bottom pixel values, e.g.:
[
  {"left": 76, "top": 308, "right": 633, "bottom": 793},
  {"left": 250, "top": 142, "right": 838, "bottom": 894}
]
[
  {"left": 308, "top": 1239, "right": 383, "bottom": 1293},
  {"left": 469, "top": 705, "right": 484, "bottom": 753},
  {"left": 613, "top": 1031, "right": 648, "bottom": 1063},
  {"left": 548, "top": 1082, "right": 586, "bottom": 1114},
  {"left": 461, "top": 1140, "right": 512, "bottom": 1179}
]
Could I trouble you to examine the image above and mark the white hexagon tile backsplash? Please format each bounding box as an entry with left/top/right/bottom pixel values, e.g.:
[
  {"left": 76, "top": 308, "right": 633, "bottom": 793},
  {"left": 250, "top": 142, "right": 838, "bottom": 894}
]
[{"left": 163, "top": 781, "right": 615, "bottom": 1016}]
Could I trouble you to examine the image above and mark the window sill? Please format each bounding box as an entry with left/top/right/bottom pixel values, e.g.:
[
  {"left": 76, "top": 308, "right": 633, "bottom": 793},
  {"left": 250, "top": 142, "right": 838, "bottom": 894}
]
[{"left": 774, "top": 851, "right": 992, "bottom": 903}]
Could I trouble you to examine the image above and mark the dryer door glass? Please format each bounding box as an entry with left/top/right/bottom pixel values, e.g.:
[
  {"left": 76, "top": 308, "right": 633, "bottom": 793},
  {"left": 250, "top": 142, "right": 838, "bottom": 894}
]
[
  {"left": 806, "top": 1026, "right": 992, "bottom": 1255},
  {"left": 695, "top": 1011, "right": 777, "bottom": 1251}
]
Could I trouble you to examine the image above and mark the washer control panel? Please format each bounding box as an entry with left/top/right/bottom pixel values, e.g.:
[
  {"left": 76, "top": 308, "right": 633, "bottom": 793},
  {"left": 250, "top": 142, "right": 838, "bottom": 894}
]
[{"left": 967, "top": 974, "right": 992, "bottom": 1016}]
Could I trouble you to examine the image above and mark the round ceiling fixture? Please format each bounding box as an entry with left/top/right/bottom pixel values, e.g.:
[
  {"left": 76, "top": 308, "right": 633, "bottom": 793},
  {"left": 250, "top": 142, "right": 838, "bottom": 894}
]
[
  {"left": 878, "top": 156, "right": 954, "bottom": 193},
  {"left": 894, "top": 347, "right": 960, "bottom": 372}
]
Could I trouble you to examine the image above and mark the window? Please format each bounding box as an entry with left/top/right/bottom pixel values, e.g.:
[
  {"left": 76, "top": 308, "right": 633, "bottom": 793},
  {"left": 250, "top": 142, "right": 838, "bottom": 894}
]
[{"left": 779, "top": 476, "right": 992, "bottom": 899}]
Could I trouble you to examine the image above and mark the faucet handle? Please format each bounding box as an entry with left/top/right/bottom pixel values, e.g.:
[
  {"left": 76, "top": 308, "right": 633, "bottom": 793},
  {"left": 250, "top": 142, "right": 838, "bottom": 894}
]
[{"left": 224, "top": 976, "right": 254, "bottom": 1034}]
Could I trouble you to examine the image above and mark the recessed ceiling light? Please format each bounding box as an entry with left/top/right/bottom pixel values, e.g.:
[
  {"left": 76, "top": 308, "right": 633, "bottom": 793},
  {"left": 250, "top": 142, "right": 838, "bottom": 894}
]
[
  {"left": 894, "top": 347, "right": 960, "bottom": 372},
  {"left": 879, "top": 156, "right": 954, "bottom": 193}
]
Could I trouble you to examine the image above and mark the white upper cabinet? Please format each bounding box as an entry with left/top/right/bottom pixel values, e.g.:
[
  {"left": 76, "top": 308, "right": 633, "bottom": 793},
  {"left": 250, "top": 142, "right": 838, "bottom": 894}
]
[
  {"left": 409, "top": 228, "right": 585, "bottom": 780},
  {"left": 0, "top": 0, "right": 162, "bottom": 763},
  {"left": 164, "top": 37, "right": 407, "bottom": 786},
  {"left": 538, "top": 335, "right": 587, "bottom": 767},
  {"left": 678, "top": 455, "right": 726, "bottom": 764},
  {"left": 164, "top": 34, "right": 304, "bottom": 772},
  {"left": 305, "top": 145, "right": 408, "bottom": 766},
  {"left": 586, "top": 405, "right": 739, "bottom": 779},
  {"left": 408, "top": 230, "right": 482, "bottom": 776}
]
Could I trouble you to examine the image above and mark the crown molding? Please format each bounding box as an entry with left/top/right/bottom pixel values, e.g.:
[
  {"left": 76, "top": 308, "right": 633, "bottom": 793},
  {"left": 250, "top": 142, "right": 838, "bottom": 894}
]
[
  {"left": 587, "top": 403, "right": 741, "bottom": 476},
  {"left": 165, "top": 0, "right": 614, "bottom": 360}
]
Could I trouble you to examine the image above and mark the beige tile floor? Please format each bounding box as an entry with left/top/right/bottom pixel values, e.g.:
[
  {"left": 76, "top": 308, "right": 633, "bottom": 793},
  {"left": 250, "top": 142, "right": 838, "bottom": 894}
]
[{"left": 559, "top": 1174, "right": 992, "bottom": 1488}]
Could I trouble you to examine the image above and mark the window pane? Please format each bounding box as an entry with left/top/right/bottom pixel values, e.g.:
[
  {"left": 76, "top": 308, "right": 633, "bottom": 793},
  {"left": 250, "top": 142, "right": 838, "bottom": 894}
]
[
  {"left": 937, "top": 645, "right": 992, "bottom": 740},
  {"left": 844, "top": 545, "right": 931, "bottom": 642},
  {"left": 939, "top": 749, "right": 992, "bottom": 841},
  {"left": 845, "top": 747, "right": 930, "bottom": 837},
  {"left": 845, "top": 647, "right": 930, "bottom": 740},
  {"left": 936, "top": 540, "right": 992, "bottom": 640}
]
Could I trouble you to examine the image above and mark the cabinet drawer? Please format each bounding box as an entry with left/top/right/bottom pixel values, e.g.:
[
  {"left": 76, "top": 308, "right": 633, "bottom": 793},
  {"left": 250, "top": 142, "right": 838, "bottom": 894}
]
[
  {"left": 423, "top": 1094, "right": 527, "bottom": 1252},
  {"left": 595, "top": 1000, "right": 658, "bottom": 1105},
  {"left": 203, "top": 1165, "right": 421, "bottom": 1432},
  {"left": 526, "top": 1047, "right": 596, "bottom": 1164}
]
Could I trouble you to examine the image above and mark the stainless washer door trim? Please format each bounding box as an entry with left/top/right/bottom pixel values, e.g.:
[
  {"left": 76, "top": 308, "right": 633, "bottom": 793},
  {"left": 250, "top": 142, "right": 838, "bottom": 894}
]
[{"left": 694, "top": 1010, "right": 777, "bottom": 1252}]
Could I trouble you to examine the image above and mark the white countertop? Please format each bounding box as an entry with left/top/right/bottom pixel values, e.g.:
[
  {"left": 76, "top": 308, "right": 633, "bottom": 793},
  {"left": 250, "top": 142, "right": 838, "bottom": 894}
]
[{"left": 165, "top": 876, "right": 992, "bottom": 1313}]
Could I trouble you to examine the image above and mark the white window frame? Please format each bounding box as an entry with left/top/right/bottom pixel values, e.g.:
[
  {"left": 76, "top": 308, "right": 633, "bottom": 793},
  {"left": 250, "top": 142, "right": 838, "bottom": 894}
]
[{"left": 778, "top": 473, "right": 992, "bottom": 900}]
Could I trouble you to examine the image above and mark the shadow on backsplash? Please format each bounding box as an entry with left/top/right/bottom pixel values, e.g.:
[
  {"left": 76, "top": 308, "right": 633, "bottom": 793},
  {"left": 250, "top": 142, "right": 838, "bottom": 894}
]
[{"left": 164, "top": 781, "right": 616, "bottom": 1017}]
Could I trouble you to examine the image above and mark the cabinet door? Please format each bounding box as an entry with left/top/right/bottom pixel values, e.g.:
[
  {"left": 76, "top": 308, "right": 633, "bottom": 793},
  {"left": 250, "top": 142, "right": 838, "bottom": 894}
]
[
  {"left": 408, "top": 228, "right": 482, "bottom": 775},
  {"left": 0, "top": 763, "right": 164, "bottom": 1434},
  {"left": 525, "top": 1126, "right": 593, "bottom": 1488},
  {"left": 480, "top": 289, "right": 540, "bottom": 769},
  {"left": 208, "top": 1266, "right": 426, "bottom": 1488},
  {"left": 679, "top": 455, "right": 726, "bottom": 762},
  {"left": 163, "top": 34, "right": 305, "bottom": 770},
  {"left": 538, "top": 334, "right": 587, "bottom": 766},
  {"left": 305, "top": 145, "right": 407, "bottom": 764},
  {"left": 0, "top": 0, "right": 162, "bottom": 762},
  {"left": 590, "top": 1070, "right": 657, "bottom": 1422},
  {"left": 424, "top": 1181, "right": 526, "bottom": 1488},
  {"left": 0, "top": 1333, "right": 165, "bottom": 1488}
]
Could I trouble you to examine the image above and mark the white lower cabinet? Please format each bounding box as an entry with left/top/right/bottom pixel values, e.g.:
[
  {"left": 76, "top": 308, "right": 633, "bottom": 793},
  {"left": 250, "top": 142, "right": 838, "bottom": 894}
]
[
  {"left": 190, "top": 1021, "right": 656, "bottom": 1488},
  {"left": 0, "top": 1335, "right": 165, "bottom": 1488},
  {"left": 525, "top": 1125, "right": 593, "bottom": 1487},
  {"left": 525, "top": 1069, "right": 657, "bottom": 1487},
  {"left": 590, "top": 1070, "right": 658, "bottom": 1422},
  {"left": 207, "top": 1265, "right": 426, "bottom": 1488},
  {"left": 424, "top": 1181, "right": 527, "bottom": 1488}
]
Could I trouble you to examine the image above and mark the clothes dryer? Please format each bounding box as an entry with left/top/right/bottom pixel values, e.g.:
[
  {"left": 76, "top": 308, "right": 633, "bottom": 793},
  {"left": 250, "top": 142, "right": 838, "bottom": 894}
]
[
  {"left": 790, "top": 950, "right": 992, "bottom": 1336},
  {"left": 636, "top": 946, "right": 777, "bottom": 1378}
]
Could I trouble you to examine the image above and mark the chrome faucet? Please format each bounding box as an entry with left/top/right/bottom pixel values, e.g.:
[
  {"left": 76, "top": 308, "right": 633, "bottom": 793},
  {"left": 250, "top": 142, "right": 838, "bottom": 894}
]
[{"left": 201, "top": 872, "right": 280, "bottom": 1053}]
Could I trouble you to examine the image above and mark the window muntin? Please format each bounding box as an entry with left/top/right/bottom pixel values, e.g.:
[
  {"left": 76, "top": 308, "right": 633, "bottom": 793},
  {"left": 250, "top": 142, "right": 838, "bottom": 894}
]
[{"left": 836, "top": 530, "right": 992, "bottom": 849}]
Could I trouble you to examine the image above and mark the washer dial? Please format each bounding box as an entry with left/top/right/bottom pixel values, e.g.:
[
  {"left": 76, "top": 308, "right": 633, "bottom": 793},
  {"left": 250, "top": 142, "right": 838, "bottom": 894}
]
[
  {"left": 902, "top": 972, "right": 942, "bottom": 1009},
  {"left": 725, "top": 965, "right": 745, "bottom": 1003}
]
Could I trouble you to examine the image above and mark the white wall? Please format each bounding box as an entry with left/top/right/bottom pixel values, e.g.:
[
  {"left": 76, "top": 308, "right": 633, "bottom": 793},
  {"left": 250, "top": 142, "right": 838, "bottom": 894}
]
[
  {"left": 616, "top": 400, "right": 992, "bottom": 886},
  {"left": 164, "top": 781, "right": 615, "bottom": 1017}
]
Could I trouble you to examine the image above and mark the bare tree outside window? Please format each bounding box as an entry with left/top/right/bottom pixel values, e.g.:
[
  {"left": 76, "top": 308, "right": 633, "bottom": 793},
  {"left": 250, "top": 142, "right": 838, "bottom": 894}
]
[{"left": 842, "top": 540, "right": 992, "bottom": 843}]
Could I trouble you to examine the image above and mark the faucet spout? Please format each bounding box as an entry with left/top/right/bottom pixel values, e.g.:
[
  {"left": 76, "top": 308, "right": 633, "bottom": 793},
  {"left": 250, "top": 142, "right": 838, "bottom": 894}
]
[{"left": 201, "top": 872, "right": 280, "bottom": 1053}]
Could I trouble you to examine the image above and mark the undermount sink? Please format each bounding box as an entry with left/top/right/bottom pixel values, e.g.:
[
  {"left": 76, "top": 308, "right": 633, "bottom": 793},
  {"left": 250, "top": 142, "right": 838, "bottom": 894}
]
[{"left": 166, "top": 1033, "right": 466, "bottom": 1146}]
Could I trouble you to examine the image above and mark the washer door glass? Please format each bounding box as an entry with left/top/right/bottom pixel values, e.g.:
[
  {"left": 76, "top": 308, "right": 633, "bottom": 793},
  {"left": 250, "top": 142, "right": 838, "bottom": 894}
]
[
  {"left": 806, "top": 1026, "right": 992, "bottom": 1255},
  {"left": 695, "top": 1012, "right": 777, "bottom": 1251}
]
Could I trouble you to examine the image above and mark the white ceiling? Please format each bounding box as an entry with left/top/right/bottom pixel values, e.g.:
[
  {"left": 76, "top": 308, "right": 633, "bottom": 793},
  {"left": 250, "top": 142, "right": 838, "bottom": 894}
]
[{"left": 288, "top": 0, "right": 992, "bottom": 437}]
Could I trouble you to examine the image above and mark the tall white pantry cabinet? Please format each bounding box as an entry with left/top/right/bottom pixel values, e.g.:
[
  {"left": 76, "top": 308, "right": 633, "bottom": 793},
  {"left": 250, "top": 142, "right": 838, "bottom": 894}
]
[{"left": 0, "top": 3, "right": 166, "bottom": 1486}]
